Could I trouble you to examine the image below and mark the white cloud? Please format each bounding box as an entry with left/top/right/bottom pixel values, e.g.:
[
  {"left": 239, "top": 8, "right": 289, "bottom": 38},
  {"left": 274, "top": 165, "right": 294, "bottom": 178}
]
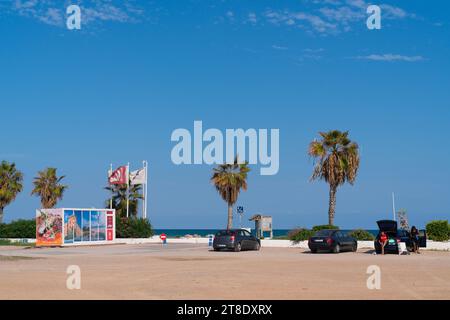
[
  {"left": 257, "top": 0, "right": 413, "bottom": 35},
  {"left": 8, "top": 0, "right": 144, "bottom": 27},
  {"left": 380, "top": 4, "right": 411, "bottom": 19},
  {"left": 264, "top": 9, "right": 338, "bottom": 34},
  {"left": 303, "top": 48, "right": 324, "bottom": 53},
  {"left": 355, "top": 54, "right": 425, "bottom": 62},
  {"left": 247, "top": 12, "right": 257, "bottom": 24},
  {"left": 272, "top": 45, "right": 289, "bottom": 50}
]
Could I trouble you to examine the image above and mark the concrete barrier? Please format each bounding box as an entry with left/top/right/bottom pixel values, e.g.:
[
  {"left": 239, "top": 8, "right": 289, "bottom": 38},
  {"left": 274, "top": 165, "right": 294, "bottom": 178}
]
[
  {"left": 3, "top": 237, "right": 449, "bottom": 251},
  {"left": 1, "top": 238, "right": 36, "bottom": 244},
  {"left": 260, "top": 239, "right": 449, "bottom": 251},
  {"left": 115, "top": 238, "right": 450, "bottom": 251}
]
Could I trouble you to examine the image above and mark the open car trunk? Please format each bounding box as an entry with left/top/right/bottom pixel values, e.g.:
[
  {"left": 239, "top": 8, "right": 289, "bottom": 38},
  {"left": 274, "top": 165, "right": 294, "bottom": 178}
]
[{"left": 377, "top": 220, "right": 398, "bottom": 235}]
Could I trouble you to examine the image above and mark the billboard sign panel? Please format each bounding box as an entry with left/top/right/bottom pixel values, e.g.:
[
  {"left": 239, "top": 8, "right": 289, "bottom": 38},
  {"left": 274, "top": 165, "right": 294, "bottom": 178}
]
[
  {"left": 36, "top": 208, "right": 115, "bottom": 247},
  {"left": 36, "top": 209, "right": 63, "bottom": 247}
]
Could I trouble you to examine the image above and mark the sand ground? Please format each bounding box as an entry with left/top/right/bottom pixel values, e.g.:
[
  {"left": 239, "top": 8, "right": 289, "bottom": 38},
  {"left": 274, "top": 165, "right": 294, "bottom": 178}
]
[{"left": 0, "top": 244, "right": 449, "bottom": 300}]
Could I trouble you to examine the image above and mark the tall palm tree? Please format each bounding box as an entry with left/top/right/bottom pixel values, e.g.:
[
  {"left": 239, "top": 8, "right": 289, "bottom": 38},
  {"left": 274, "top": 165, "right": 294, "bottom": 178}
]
[
  {"left": 105, "top": 184, "right": 143, "bottom": 217},
  {"left": 211, "top": 157, "right": 250, "bottom": 230},
  {"left": 31, "top": 168, "right": 68, "bottom": 209},
  {"left": 308, "top": 130, "right": 360, "bottom": 226},
  {"left": 0, "top": 161, "right": 24, "bottom": 224}
]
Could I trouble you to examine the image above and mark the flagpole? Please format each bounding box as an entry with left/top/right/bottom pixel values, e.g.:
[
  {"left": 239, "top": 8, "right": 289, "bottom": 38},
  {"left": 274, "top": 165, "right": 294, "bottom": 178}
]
[
  {"left": 145, "top": 161, "right": 148, "bottom": 219},
  {"left": 127, "top": 162, "right": 130, "bottom": 218},
  {"left": 392, "top": 192, "right": 396, "bottom": 222},
  {"left": 109, "top": 163, "right": 113, "bottom": 210},
  {"left": 142, "top": 160, "right": 145, "bottom": 219}
]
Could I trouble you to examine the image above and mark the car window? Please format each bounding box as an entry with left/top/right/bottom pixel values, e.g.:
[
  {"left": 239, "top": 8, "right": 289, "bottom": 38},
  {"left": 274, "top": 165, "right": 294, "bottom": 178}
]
[
  {"left": 216, "top": 230, "right": 234, "bottom": 236},
  {"left": 244, "top": 231, "right": 252, "bottom": 237},
  {"left": 315, "top": 230, "right": 334, "bottom": 237}
]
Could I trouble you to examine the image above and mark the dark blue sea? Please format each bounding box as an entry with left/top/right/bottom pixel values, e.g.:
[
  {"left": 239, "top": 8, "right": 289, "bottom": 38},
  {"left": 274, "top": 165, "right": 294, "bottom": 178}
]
[{"left": 154, "top": 229, "right": 379, "bottom": 238}]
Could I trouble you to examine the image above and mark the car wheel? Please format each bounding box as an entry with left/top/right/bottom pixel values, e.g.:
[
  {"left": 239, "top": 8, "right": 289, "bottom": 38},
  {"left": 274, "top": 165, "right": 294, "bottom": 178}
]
[
  {"left": 352, "top": 243, "right": 357, "bottom": 252},
  {"left": 213, "top": 248, "right": 221, "bottom": 252},
  {"left": 310, "top": 249, "right": 317, "bottom": 254},
  {"left": 255, "top": 242, "right": 261, "bottom": 251},
  {"left": 333, "top": 244, "right": 340, "bottom": 254},
  {"left": 234, "top": 242, "right": 242, "bottom": 252}
]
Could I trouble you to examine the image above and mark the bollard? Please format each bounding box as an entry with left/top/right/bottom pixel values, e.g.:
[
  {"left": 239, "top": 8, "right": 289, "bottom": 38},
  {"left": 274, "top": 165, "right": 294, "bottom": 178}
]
[{"left": 208, "top": 235, "right": 214, "bottom": 247}]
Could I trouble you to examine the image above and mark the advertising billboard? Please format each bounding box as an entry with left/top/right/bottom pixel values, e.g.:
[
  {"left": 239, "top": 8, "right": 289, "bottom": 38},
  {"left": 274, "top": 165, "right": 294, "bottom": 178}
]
[{"left": 36, "top": 208, "right": 115, "bottom": 247}]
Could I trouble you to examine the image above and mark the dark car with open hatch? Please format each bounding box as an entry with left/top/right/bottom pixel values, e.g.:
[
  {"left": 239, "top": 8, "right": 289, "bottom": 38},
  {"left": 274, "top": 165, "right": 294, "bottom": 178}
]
[{"left": 374, "top": 220, "right": 427, "bottom": 254}]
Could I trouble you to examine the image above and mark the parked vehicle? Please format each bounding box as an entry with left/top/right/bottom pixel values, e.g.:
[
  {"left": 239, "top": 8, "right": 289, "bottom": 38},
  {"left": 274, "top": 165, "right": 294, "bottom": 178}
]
[
  {"left": 374, "top": 220, "right": 427, "bottom": 254},
  {"left": 308, "top": 230, "right": 357, "bottom": 254},
  {"left": 213, "top": 229, "right": 261, "bottom": 252}
]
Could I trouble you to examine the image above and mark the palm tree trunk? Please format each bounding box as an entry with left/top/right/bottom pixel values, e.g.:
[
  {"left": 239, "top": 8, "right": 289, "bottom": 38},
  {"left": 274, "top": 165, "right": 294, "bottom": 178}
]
[
  {"left": 227, "top": 204, "right": 233, "bottom": 230},
  {"left": 0, "top": 207, "right": 4, "bottom": 224},
  {"left": 328, "top": 185, "right": 337, "bottom": 226}
]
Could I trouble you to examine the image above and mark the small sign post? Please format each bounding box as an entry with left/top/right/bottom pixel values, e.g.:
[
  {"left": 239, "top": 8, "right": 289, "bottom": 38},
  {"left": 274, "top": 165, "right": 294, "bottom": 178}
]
[{"left": 237, "top": 206, "right": 244, "bottom": 229}]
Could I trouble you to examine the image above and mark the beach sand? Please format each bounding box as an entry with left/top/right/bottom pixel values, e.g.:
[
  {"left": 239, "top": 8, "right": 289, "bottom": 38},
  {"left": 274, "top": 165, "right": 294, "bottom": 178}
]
[{"left": 0, "top": 244, "right": 449, "bottom": 300}]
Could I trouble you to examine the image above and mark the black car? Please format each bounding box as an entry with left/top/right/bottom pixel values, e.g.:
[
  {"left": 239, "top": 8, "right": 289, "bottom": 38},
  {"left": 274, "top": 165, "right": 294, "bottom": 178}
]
[
  {"left": 213, "top": 229, "right": 261, "bottom": 252},
  {"left": 308, "top": 230, "right": 357, "bottom": 254},
  {"left": 374, "top": 220, "right": 427, "bottom": 254}
]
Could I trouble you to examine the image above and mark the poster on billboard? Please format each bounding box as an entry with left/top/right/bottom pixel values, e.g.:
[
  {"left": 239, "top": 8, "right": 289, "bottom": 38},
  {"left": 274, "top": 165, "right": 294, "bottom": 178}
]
[
  {"left": 91, "top": 211, "right": 99, "bottom": 241},
  {"left": 98, "top": 212, "right": 106, "bottom": 241},
  {"left": 36, "top": 209, "right": 63, "bottom": 247},
  {"left": 82, "top": 210, "right": 90, "bottom": 241}
]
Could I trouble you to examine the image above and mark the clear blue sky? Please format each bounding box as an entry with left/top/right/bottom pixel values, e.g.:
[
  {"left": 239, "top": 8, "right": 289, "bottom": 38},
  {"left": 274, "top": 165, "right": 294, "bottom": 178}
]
[{"left": 0, "top": 0, "right": 449, "bottom": 229}]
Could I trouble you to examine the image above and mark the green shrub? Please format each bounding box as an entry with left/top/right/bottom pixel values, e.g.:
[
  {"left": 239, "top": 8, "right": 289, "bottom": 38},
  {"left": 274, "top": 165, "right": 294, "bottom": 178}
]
[
  {"left": 288, "top": 228, "right": 314, "bottom": 243},
  {"left": 0, "top": 219, "right": 36, "bottom": 239},
  {"left": 116, "top": 215, "right": 154, "bottom": 238},
  {"left": 0, "top": 239, "right": 34, "bottom": 246},
  {"left": 312, "top": 225, "right": 339, "bottom": 232},
  {"left": 348, "top": 229, "right": 375, "bottom": 241},
  {"left": 426, "top": 220, "right": 449, "bottom": 242}
]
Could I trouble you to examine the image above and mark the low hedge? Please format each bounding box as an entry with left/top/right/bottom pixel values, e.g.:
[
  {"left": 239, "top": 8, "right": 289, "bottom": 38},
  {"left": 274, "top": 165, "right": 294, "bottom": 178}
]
[
  {"left": 288, "top": 228, "right": 314, "bottom": 243},
  {"left": 116, "top": 216, "right": 154, "bottom": 238},
  {"left": 426, "top": 220, "right": 449, "bottom": 242},
  {"left": 348, "top": 229, "right": 375, "bottom": 241},
  {"left": 0, "top": 219, "right": 36, "bottom": 239},
  {"left": 312, "top": 225, "right": 339, "bottom": 232}
]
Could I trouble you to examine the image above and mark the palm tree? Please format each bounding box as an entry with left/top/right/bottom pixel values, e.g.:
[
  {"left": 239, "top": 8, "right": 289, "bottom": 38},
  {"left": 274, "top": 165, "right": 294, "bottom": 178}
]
[
  {"left": 31, "top": 168, "right": 68, "bottom": 209},
  {"left": 0, "top": 161, "right": 24, "bottom": 224},
  {"left": 308, "top": 130, "right": 360, "bottom": 226},
  {"left": 211, "top": 157, "right": 250, "bottom": 230},
  {"left": 105, "top": 184, "right": 143, "bottom": 217}
]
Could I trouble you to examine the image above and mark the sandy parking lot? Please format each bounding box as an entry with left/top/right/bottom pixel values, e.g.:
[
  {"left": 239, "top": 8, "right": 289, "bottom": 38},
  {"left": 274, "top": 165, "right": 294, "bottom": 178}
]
[{"left": 0, "top": 244, "right": 449, "bottom": 300}]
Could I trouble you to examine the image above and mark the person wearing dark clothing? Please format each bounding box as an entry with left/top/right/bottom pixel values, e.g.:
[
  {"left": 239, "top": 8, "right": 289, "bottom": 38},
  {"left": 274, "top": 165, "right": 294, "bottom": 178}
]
[{"left": 410, "top": 226, "right": 420, "bottom": 254}]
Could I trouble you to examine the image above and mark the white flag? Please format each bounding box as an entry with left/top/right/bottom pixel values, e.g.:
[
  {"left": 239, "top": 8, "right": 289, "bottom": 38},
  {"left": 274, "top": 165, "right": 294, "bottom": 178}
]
[{"left": 130, "top": 168, "right": 146, "bottom": 185}]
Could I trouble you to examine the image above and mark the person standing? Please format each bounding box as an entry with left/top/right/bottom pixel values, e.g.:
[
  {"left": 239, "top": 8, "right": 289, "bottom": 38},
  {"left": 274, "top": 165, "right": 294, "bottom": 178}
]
[{"left": 410, "top": 226, "right": 420, "bottom": 254}]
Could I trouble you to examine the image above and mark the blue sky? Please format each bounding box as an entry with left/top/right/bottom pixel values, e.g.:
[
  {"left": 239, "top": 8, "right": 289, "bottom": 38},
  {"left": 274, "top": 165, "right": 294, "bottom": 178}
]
[{"left": 0, "top": 0, "right": 449, "bottom": 229}]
